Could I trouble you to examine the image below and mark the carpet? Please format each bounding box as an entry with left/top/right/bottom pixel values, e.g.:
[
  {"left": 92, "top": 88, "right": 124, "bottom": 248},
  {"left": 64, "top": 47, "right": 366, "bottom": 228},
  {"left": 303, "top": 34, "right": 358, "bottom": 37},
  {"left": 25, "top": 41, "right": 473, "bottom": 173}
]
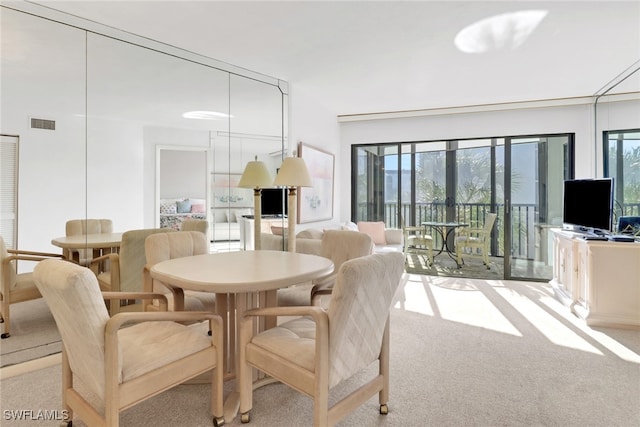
[
  {"left": 0, "top": 298, "right": 61, "bottom": 368},
  {"left": 2, "top": 274, "right": 639, "bottom": 426}
]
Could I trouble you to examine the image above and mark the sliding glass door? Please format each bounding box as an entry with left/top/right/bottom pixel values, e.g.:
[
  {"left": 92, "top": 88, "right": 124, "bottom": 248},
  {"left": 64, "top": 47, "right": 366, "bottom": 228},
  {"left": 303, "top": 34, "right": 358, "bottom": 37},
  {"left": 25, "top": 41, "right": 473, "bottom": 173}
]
[
  {"left": 604, "top": 129, "right": 640, "bottom": 221},
  {"left": 352, "top": 133, "right": 573, "bottom": 282},
  {"left": 506, "top": 136, "right": 571, "bottom": 279}
]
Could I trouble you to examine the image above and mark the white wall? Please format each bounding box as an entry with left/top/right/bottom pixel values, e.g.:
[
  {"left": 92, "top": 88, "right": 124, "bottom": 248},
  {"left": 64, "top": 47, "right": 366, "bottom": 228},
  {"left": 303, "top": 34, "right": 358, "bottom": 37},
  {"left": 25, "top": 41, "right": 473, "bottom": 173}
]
[
  {"left": 289, "top": 85, "right": 344, "bottom": 230},
  {"left": 1, "top": 9, "right": 87, "bottom": 251}
]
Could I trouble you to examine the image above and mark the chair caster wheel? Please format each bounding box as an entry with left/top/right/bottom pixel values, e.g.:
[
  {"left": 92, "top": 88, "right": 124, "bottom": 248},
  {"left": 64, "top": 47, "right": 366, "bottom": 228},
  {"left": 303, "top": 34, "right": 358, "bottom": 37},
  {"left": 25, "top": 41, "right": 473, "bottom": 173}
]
[
  {"left": 380, "top": 404, "right": 388, "bottom": 415},
  {"left": 241, "top": 412, "right": 250, "bottom": 423},
  {"left": 213, "top": 416, "right": 224, "bottom": 426},
  {"left": 1, "top": 332, "right": 10, "bottom": 339}
]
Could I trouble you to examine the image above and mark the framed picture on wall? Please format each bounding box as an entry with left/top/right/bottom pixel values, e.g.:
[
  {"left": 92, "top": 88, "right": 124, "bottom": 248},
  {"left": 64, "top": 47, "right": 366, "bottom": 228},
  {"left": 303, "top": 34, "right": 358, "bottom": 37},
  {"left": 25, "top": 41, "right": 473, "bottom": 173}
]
[
  {"left": 298, "top": 142, "right": 334, "bottom": 223},
  {"left": 212, "top": 173, "right": 252, "bottom": 208}
]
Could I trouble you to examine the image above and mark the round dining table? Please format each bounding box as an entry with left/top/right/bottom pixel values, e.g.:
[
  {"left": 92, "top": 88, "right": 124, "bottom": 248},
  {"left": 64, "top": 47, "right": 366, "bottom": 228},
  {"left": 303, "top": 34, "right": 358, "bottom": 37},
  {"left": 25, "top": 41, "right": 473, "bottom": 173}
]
[
  {"left": 51, "top": 232, "right": 123, "bottom": 261},
  {"left": 150, "top": 250, "right": 334, "bottom": 421}
]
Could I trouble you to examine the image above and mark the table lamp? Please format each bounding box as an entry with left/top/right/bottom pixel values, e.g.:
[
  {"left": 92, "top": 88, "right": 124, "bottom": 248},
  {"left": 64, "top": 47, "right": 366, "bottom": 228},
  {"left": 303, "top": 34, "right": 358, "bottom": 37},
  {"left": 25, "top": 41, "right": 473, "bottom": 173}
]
[
  {"left": 238, "top": 156, "right": 273, "bottom": 250},
  {"left": 273, "top": 156, "right": 312, "bottom": 252}
]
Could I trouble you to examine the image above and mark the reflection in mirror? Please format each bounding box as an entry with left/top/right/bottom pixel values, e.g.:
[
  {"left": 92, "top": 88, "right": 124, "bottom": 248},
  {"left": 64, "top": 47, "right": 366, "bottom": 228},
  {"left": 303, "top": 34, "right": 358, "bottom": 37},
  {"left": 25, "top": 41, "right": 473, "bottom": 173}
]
[
  {"left": 86, "top": 32, "right": 230, "bottom": 239},
  {"left": 2, "top": 6, "right": 288, "bottom": 258},
  {"left": 1, "top": 4, "right": 289, "bottom": 366},
  {"left": 211, "top": 75, "right": 287, "bottom": 251},
  {"left": 157, "top": 147, "right": 209, "bottom": 233},
  {"left": 1, "top": 7, "right": 86, "bottom": 251},
  {"left": 594, "top": 67, "right": 640, "bottom": 178}
]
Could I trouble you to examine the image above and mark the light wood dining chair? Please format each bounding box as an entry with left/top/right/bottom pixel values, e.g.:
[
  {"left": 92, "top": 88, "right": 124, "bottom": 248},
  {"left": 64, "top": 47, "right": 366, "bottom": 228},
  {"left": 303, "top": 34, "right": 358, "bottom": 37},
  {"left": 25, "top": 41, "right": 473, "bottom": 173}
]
[
  {"left": 0, "top": 236, "right": 65, "bottom": 338},
  {"left": 181, "top": 218, "right": 209, "bottom": 235},
  {"left": 238, "top": 252, "right": 405, "bottom": 426},
  {"left": 143, "top": 231, "right": 216, "bottom": 312},
  {"left": 277, "top": 230, "right": 374, "bottom": 307},
  {"left": 33, "top": 259, "right": 225, "bottom": 427},
  {"left": 65, "top": 219, "right": 113, "bottom": 266},
  {"left": 91, "top": 228, "right": 174, "bottom": 315}
]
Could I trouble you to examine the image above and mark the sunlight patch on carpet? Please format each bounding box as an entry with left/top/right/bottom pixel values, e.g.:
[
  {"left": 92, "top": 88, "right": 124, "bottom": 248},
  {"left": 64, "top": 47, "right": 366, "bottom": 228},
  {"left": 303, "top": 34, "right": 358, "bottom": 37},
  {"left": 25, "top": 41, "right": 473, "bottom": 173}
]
[
  {"left": 430, "top": 278, "right": 522, "bottom": 336},
  {"left": 495, "top": 286, "right": 603, "bottom": 355}
]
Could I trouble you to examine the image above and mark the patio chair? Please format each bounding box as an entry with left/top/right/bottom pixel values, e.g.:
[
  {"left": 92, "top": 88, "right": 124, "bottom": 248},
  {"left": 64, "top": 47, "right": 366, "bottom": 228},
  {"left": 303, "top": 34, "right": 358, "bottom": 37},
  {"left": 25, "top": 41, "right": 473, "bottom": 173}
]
[
  {"left": 402, "top": 222, "right": 434, "bottom": 265},
  {"left": 455, "top": 213, "right": 497, "bottom": 269}
]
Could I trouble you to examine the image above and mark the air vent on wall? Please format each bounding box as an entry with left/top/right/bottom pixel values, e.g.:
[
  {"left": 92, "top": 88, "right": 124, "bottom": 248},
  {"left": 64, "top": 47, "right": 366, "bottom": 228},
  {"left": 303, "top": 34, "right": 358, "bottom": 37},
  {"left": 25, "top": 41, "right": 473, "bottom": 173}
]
[{"left": 30, "top": 118, "right": 55, "bottom": 130}]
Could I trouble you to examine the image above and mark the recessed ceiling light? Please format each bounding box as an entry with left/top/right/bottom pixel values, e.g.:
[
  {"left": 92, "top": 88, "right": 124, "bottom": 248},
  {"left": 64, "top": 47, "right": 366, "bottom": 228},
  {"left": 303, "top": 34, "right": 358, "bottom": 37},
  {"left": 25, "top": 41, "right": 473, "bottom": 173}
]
[
  {"left": 182, "top": 111, "right": 233, "bottom": 120},
  {"left": 455, "top": 10, "right": 548, "bottom": 54}
]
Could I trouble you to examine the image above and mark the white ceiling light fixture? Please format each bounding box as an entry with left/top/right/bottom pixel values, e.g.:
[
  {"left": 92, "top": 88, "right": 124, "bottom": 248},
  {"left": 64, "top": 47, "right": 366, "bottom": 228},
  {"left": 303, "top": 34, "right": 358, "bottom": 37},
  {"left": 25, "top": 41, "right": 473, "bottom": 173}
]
[
  {"left": 455, "top": 10, "right": 548, "bottom": 54},
  {"left": 182, "top": 110, "right": 233, "bottom": 120}
]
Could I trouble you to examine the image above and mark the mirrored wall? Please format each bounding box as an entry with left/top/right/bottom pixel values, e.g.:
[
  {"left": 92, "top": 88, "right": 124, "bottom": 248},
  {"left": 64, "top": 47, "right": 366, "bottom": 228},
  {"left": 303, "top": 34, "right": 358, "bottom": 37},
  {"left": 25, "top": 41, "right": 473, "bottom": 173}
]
[{"left": 1, "top": 4, "right": 287, "bottom": 254}]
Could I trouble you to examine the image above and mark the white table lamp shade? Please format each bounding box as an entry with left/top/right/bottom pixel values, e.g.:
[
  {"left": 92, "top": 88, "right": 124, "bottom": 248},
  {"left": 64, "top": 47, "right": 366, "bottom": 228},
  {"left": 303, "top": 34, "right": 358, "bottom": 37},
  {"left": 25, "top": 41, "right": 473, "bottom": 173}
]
[
  {"left": 238, "top": 159, "right": 273, "bottom": 188},
  {"left": 273, "top": 157, "right": 312, "bottom": 188},
  {"left": 238, "top": 158, "right": 273, "bottom": 251}
]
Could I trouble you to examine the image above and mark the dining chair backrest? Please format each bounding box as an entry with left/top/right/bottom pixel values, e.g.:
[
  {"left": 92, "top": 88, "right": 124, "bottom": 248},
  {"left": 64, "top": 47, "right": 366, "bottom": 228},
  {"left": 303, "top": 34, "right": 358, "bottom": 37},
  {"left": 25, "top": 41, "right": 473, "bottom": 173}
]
[
  {"left": 65, "top": 219, "right": 113, "bottom": 236},
  {"left": 484, "top": 213, "right": 498, "bottom": 233},
  {"left": 145, "top": 231, "right": 209, "bottom": 265},
  {"left": 326, "top": 251, "right": 405, "bottom": 387},
  {"left": 144, "top": 230, "right": 215, "bottom": 312},
  {"left": 33, "top": 259, "right": 110, "bottom": 399},
  {"left": 118, "top": 228, "right": 174, "bottom": 292},
  {"left": 180, "top": 218, "right": 209, "bottom": 235},
  {"left": 65, "top": 219, "right": 113, "bottom": 264},
  {"left": 319, "top": 230, "right": 374, "bottom": 274}
]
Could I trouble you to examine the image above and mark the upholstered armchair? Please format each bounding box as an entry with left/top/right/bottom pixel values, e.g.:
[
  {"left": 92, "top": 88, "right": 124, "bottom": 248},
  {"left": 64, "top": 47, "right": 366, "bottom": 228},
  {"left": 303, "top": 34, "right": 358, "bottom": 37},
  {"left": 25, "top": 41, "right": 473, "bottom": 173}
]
[
  {"left": 277, "top": 230, "right": 374, "bottom": 307},
  {"left": 33, "top": 259, "right": 224, "bottom": 427},
  {"left": 238, "top": 252, "right": 405, "bottom": 426},
  {"left": 90, "top": 228, "right": 174, "bottom": 315},
  {"left": 455, "top": 213, "right": 498, "bottom": 269},
  {"left": 0, "top": 237, "right": 65, "bottom": 338},
  {"left": 143, "top": 231, "right": 216, "bottom": 312},
  {"left": 65, "top": 219, "right": 113, "bottom": 266}
]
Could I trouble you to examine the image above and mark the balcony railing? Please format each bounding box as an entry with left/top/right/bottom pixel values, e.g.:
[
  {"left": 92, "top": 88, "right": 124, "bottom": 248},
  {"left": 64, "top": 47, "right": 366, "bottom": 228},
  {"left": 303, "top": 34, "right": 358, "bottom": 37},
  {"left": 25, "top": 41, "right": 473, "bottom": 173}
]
[{"left": 358, "top": 201, "right": 639, "bottom": 260}]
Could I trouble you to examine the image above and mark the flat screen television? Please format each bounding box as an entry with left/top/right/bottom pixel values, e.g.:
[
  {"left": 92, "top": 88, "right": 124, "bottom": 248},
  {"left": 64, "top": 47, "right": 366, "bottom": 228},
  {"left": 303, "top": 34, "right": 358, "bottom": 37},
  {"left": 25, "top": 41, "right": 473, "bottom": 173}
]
[
  {"left": 260, "top": 188, "right": 288, "bottom": 217},
  {"left": 562, "top": 178, "right": 614, "bottom": 234}
]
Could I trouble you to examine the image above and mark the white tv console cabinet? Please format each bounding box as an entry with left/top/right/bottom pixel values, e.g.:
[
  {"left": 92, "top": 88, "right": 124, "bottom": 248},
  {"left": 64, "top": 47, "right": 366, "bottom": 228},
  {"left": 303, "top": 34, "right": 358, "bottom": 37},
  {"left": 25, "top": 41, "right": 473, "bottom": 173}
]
[{"left": 550, "top": 229, "right": 640, "bottom": 328}]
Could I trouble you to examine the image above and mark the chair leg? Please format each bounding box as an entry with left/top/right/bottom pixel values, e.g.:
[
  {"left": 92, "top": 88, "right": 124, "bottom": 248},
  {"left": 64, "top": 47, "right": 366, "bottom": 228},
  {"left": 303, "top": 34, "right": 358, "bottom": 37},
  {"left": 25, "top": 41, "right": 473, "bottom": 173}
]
[
  {"left": 456, "top": 249, "right": 463, "bottom": 268},
  {"left": 62, "top": 349, "right": 73, "bottom": 424},
  {"left": 379, "top": 320, "right": 390, "bottom": 410},
  {"left": 239, "top": 318, "right": 254, "bottom": 423},
  {"left": 1, "top": 301, "right": 10, "bottom": 338}
]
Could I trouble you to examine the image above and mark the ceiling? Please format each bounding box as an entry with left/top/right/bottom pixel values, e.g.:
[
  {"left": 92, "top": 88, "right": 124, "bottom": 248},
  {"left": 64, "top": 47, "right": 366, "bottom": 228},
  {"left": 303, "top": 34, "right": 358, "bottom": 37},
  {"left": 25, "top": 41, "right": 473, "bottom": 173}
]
[{"left": 27, "top": 1, "right": 640, "bottom": 117}]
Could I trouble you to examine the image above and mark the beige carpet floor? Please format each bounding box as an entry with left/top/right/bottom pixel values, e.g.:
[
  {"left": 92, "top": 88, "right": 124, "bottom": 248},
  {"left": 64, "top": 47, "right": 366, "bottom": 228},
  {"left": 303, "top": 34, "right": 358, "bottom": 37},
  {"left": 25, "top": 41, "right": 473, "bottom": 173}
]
[
  {"left": 1, "top": 274, "right": 639, "bottom": 426},
  {"left": 0, "top": 298, "right": 62, "bottom": 368}
]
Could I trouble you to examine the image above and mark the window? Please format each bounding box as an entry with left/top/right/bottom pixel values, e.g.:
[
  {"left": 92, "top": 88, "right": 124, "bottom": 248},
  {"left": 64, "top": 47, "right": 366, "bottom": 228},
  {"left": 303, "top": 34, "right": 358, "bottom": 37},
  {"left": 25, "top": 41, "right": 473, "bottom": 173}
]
[
  {"left": 604, "top": 129, "right": 640, "bottom": 220},
  {"left": 1, "top": 135, "right": 18, "bottom": 248}
]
